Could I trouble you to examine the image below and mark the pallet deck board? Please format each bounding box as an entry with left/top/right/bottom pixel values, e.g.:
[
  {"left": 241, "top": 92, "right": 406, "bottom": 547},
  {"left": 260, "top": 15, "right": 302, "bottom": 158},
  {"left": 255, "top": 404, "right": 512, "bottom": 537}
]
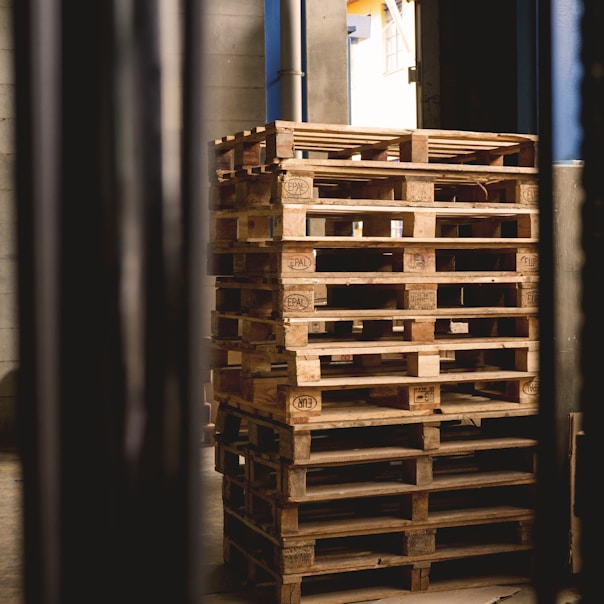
[
  {"left": 280, "top": 505, "right": 536, "bottom": 539},
  {"left": 212, "top": 238, "right": 538, "bottom": 248},
  {"left": 293, "top": 369, "right": 535, "bottom": 388},
  {"left": 290, "top": 470, "right": 536, "bottom": 503},
  {"left": 299, "top": 437, "right": 537, "bottom": 466}
]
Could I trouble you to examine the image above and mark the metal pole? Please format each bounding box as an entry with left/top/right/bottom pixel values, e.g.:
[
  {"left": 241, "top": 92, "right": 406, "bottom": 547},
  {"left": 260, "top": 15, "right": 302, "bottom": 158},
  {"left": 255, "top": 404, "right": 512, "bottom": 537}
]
[
  {"left": 13, "top": 0, "right": 62, "bottom": 601},
  {"left": 280, "top": 0, "right": 304, "bottom": 122}
]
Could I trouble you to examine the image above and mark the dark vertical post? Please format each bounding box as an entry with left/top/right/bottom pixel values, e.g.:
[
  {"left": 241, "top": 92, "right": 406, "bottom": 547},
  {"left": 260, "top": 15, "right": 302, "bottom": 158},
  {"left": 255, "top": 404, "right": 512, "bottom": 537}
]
[
  {"left": 13, "top": 1, "right": 62, "bottom": 602},
  {"left": 57, "top": 5, "right": 124, "bottom": 602},
  {"left": 182, "top": 0, "right": 206, "bottom": 598},
  {"left": 14, "top": 1, "right": 203, "bottom": 602},
  {"left": 579, "top": 1, "right": 604, "bottom": 602},
  {"left": 534, "top": 0, "right": 561, "bottom": 603}
]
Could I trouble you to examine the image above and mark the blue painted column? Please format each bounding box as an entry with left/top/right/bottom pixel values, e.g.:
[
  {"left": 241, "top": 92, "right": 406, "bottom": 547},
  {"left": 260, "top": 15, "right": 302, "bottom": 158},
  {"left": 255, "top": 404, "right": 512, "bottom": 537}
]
[
  {"left": 265, "top": 0, "right": 282, "bottom": 121},
  {"left": 551, "top": 0, "right": 584, "bottom": 162}
]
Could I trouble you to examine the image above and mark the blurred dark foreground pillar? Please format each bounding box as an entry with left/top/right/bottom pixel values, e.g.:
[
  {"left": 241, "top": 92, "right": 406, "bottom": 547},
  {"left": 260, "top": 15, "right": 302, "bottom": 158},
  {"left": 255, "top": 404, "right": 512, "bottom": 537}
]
[{"left": 13, "top": 1, "right": 206, "bottom": 603}]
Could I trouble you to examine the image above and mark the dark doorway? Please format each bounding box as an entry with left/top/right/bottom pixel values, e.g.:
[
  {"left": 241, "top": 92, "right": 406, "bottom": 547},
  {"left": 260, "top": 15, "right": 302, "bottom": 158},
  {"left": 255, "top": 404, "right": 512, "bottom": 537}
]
[{"left": 437, "top": 0, "right": 537, "bottom": 134}]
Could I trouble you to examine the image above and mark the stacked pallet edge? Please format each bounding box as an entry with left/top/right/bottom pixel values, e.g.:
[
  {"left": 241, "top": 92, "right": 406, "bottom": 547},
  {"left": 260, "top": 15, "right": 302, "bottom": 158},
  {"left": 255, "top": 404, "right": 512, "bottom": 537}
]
[{"left": 206, "top": 120, "right": 539, "bottom": 603}]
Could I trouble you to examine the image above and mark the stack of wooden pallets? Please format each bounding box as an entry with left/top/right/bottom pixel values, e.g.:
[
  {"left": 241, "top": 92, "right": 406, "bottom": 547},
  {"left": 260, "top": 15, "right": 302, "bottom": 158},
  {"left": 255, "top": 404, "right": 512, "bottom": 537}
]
[{"left": 207, "top": 121, "right": 539, "bottom": 603}]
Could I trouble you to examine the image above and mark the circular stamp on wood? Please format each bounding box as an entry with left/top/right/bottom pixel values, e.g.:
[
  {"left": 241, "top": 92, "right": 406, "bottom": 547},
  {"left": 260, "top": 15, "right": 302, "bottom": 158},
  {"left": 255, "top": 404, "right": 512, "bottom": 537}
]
[
  {"left": 522, "top": 377, "right": 539, "bottom": 396},
  {"left": 283, "top": 177, "right": 310, "bottom": 197},
  {"left": 286, "top": 255, "right": 313, "bottom": 271},
  {"left": 519, "top": 184, "right": 538, "bottom": 204},
  {"left": 285, "top": 293, "right": 311, "bottom": 311},
  {"left": 292, "top": 395, "right": 319, "bottom": 411},
  {"left": 519, "top": 254, "right": 539, "bottom": 270},
  {"left": 523, "top": 288, "right": 539, "bottom": 306}
]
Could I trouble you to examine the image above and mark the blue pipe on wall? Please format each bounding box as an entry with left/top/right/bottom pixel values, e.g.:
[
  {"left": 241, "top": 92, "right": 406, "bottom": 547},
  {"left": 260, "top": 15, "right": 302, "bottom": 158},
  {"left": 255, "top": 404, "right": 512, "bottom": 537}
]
[
  {"left": 265, "top": 0, "right": 281, "bottom": 121},
  {"left": 551, "top": 0, "right": 583, "bottom": 162}
]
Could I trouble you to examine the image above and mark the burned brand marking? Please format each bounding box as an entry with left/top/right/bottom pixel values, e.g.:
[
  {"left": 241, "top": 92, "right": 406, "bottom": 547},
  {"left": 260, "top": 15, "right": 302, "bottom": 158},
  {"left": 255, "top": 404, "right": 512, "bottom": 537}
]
[
  {"left": 283, "top": 178, "right": 310, "bottom": 197},
  {"left": 292, "top": 395, "right": 318, "bottom": 411},
  {"left": 522, "top": 379, "right": 539, "bottom": 395},
  {"left": 287, "top": 255, "right": 313, "bottom": 270},
  {"left": 285, "top": 294, "right": 310, "bottom": 310},
  {"left": 519, "top": 255, "right": 538, "bottom": 270},
  {"left": 524, "top": 289, "right": 539, "bottom": 306}
]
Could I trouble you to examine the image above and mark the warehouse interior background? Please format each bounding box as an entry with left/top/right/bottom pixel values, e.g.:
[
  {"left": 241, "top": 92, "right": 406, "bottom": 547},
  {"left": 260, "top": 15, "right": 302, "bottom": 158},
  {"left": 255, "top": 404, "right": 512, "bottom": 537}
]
[{"left": 0, "top": 0, "right": 603, "bottom": 603}]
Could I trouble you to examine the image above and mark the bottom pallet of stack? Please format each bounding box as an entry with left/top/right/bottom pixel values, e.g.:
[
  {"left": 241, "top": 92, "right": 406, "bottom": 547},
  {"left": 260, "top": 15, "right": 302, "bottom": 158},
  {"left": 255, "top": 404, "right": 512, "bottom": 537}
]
[{"left": 222, "top": 527, "right": 534, "bottom": 604}]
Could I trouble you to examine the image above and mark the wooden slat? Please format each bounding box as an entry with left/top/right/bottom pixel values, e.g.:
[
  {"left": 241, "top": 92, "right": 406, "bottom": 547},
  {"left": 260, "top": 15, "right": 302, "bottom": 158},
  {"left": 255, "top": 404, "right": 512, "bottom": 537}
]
[
  {"left": 299, "top": 470, "right": 535, "bottom": 502},
  {"left": 302, "top": 437, "right": 537, "bottom": 466}
]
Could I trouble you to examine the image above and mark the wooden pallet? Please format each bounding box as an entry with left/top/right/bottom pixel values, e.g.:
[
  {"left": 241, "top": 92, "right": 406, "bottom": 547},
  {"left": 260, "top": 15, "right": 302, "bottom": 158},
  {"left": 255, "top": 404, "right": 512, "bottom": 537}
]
[
  {"left": 222, "top": 524, "right": 534, "bottom": 604},
  {"left": 215, "top": 276, "right": 539, "bottom": 320},
  {"left": 212, "top": 161, "right": 538, "bottom": 213},
  {"left": 213, "top": 380, "right": 539, "bottom": 425},
  {"left": 215, "top": 402, "right": 537, "bottom": 464},
  {"left": 213, "top": 381, "right": 539, "bottom": 427},
  {"left": 216, "top": 434, "right": 536, "bottom": 504},
  {"left": 212, "top": 335, "right": 538, "bottom": 381},
  {"left": 223, "top": 504, "right": 533, "bottom": 575},
  {"left": 210, "top": 200, "right": 539, "bottom": 244},
  {"left": 223, "top": 476, "right": 536, "bottom": 542},
  {"left": 210, "top": 239, "right": 538, "bottom": 280},
  {"left": 209, "top": 121, "right": 539, "bottom": 172},
  {"left": 213, "top": 362, "right": 538, "bottom": 423},
  {"left": 211, "top": 307, "right": 539, "bottom": 347}
]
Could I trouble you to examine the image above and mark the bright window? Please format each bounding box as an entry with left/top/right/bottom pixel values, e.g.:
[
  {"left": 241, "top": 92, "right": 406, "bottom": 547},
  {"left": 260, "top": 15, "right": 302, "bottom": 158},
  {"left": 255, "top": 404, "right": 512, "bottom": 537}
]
[{"left": 383, "top": 1, "right": 405, "bottom": 73}]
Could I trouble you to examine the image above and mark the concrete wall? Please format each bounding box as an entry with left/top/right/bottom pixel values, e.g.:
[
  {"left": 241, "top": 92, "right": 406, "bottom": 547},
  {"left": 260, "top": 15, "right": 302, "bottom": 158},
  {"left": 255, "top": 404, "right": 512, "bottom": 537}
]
[
  {"left": 0, "top": 0, "right": 16, "bottom": 446},
  {"left": 200, "top": 0, "right": 350, "bottom": 135},
  {"left": 202, "top": 0, "right": 267, "bottom": 142},
  {"left": 304, "top": 0, "right": 349, "bottom": 124}
]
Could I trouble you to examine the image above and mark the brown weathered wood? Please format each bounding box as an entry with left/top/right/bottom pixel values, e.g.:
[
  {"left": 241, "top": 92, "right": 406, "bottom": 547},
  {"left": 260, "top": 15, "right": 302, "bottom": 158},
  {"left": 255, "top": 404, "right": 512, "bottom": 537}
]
[
  {"left": 234, "top": 140, "right": 262, "bottom": 170},
  {"left": 265, "top": 129, "right": 296, "bottom": 162},
  {"left": 400, "top": 133, "right": 430, "bottom": 163},
  {"left": 403, "top": 529, "right": 437, "bottom": 555},
  {"left": 407, "top": 352, "right": 441, "bottom": 377},
  {"left": 209, "top": 122, "right": 540, "bottom": 601}
]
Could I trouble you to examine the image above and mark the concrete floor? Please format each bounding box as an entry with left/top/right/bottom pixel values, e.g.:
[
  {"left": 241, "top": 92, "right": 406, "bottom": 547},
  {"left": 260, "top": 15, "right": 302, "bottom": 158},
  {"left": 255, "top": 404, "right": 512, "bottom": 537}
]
[
  {"left": 0, "top": 447, "right": 581, "bottom": 604},
  {"left": 0, "top": 450, "right": 22, "bottom": 604}
]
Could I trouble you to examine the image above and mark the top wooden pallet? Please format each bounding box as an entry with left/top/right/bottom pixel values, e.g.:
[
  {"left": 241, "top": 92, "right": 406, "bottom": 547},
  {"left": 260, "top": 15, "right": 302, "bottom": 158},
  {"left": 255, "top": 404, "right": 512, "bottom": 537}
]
[{"left": 209, "top": 120, "right": 539, "bottom": 173}]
